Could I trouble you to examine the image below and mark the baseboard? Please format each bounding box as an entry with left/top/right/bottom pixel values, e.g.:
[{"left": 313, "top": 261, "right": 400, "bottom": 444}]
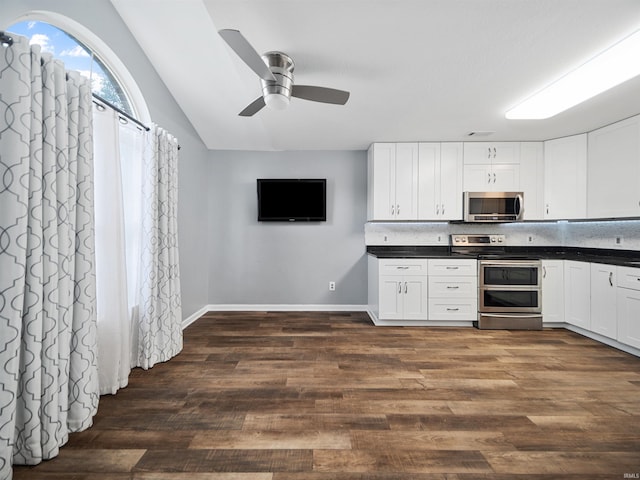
[
  {"left": 204, "top": 304, "right": 369, "bottom": 312},
  {"left": 181, "top": 305, "right": 209, "bottom": 330}
]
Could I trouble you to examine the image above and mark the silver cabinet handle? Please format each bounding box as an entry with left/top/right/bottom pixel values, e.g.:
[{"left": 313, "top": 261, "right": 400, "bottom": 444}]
[
  {"left": 391, "top": 205, "right": 395, "bottom": 216},
  {"left": 404, "top": 282, "right": 408, "bottom": 294},
  {"left": 441, "top": 204, "right": 445, "bottom": 215},
  {"left": 487, "top": 172, "right": 491, "bottom": 183},
  {"left": 396, "top": 266, "right": 409, "bottom": 270},
  {"left": 493, "top": 172, "right": 496, "bottom": 183},
  {"left": 609, "top": 271, "right": 613, "bottom": 287},
  {"left": 546, "top": 204, "right": 550, "bottom": 214},
  {"left": 446, "top": 285, "right": 460, "bottom": 289},
  {"left": 398, "top": 282, "right": 402, "bottom": 294},
  {"left": 543, "top": 266, "right": 547, "bottom": 278},
  {"left": 446, "top": 266, "right": 459, "bottom": 270},
  {"left": 487, "top": 147, "right": 491, "bottom": 159},
  {"left": 493, "top": 147, "right": 497, "bottom": 158},
  {"left": 447, "top": 307, "right": 460, "bottom": 311},
  {"left": 397, "top": 204, "right": 400, "bottom": 215},
  {"left": 436, "top": 204, "right": 440, "bottom": 215}
]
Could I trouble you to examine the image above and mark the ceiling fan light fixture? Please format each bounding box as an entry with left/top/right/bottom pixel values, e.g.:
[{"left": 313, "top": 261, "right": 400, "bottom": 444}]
[
  {"left": 264, "top": 92, "right": 290, "bottom": 110},
  {"left": 506, "top": 27, "right": 640, "bottom": 119}
]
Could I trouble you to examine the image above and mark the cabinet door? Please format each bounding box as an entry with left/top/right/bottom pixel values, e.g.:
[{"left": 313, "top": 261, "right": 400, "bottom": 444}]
[
  {"left": 491, "top": 142, "right": 521, "bottom": 164},
  {"left": 492, "top": 163, "right": 520, "bottom": 191},
  {"left": 417, "top": 143, "right": 440, "bottom": 219},
  {"left": 368, "top": 143, "right": 395, "bottom": 220},
  {"left": 394, "top": 143, "right": 419, "bottom": 220},
  {"left": 564, "top": 261, "right": 590, "bottom": 329},
  {"left": 402, "top": 277, "right": 428, "bottom": 320},
  {"left": 617, "top": 287, "right": 640, "bottom": 349},
  {"left": 463, "top": 164, "right": 493, "bottom": 191},
  {"left": 463, "top": 143, "right": 495, "bottom": 165},
  {"left": 542, "top": 260, "right": 564, "bottom": 323},
  {"left": 519, "top": 142, "right": 544, "bottom": 220},
  {"left": 544, "top": 134, "right": 587, "bottom": 219},
  {"left": 590, "top": 264, "right": 617, "bottom": 339},
  {"left": 588, "top": 115, "right": 640, "bottom": 219},
  {"left": 439, "top": 142, "right": 463, "bottom": 220},
  {"left": 379, "top": 276, "right": 403, "bottom": 320}
]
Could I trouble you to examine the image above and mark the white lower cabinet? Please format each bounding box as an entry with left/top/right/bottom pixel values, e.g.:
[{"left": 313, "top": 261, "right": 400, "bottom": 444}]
[
  {"left": 617, "top": 266, "right": 640, "bottom": 349},
  {"left": 564, "top": 261, "right": 591, "bottom": 329},
  {"left": 427, "top": 259, "right": 477, "bottom": 322},
  {"left": 590, "top": 263, "right": 617, "bottom": 339},
  {"left": 541, "top": 260, "right": 564, "bottom": 323},
  {"left": 377, "top": 259, "right": 428, "bottom": 321}
]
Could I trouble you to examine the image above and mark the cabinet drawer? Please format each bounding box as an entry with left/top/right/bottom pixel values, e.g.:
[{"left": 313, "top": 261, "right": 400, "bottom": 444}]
[
  {"left": 428, "top": 259, "right": 477, "bottom": 276},
  {"left": 428, "top": 276, "right": 477, "bottom": 297},
  {"left": 618, "top": 266, "right": 640, "bottom": 291},
  {"left": 428, "top": 299, "right": 478, "bottom": 321},
  {"left": 379, "top": 259, "right": 428, "bottom": 275}
]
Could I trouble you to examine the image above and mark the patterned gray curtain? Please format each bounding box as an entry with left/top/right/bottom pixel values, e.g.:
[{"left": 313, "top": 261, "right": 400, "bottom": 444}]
[
  {"left": 0, "top": 35, "right": 98, "bottom": 478},
  {"left": 134, "top": 125, "right": 183, "bottom": 369}
]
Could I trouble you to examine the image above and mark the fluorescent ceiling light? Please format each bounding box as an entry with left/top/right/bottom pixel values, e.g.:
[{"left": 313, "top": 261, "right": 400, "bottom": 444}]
[{"left": 506, "top": 28, "right": 640, "bottom": 119}]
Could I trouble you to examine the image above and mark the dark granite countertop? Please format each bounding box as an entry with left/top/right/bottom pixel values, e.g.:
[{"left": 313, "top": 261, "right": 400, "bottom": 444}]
[{"left": 366, "top": 245, "right": 640, "bottom": 268}]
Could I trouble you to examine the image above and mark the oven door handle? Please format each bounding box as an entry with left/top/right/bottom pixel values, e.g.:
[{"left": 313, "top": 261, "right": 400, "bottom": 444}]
[
  {"left": 480, "top": 261, "right": 541, "bottom": 267},
  {"left": 514, "top": 193, "right": 524, "bottom": 220}
]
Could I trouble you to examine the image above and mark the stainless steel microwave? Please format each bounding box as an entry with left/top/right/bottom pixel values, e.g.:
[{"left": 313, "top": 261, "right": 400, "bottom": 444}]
[{"left": 463, "top": 191, "right": 524, "bottom": 222}]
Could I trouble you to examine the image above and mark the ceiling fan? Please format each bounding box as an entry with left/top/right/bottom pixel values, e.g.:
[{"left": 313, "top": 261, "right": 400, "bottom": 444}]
[{"left": 219, "top": 29, "right": 350, "bottom": 116}]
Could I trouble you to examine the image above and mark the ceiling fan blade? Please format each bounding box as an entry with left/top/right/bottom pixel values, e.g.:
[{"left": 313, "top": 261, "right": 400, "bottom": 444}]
[
  {"left": 219, "top": 29, "right": 276, "bottom": 82},
  {"left": 291, "top": 85, "right": 350, "bottom": 105},
  {"left": 239, "top": 96, "right": 266, "bottom": 117}
]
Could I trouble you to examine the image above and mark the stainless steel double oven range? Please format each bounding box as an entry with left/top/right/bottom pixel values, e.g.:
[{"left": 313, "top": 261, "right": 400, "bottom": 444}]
[{"left": 451, "top": 234, "right": 542, "bottom": 330}]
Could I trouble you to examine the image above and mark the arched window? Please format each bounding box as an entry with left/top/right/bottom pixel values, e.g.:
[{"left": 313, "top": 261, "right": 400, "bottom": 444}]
[{"left": 4, "top": 12, "right": 150, "bottom": 123}]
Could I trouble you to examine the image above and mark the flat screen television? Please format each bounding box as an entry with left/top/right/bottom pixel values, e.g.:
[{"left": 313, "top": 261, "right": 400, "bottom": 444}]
[{"left": 257, "top": 178, "right": 326, "bottom": 222}]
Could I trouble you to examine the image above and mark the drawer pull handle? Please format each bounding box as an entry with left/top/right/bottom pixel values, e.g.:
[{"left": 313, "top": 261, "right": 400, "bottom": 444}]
[
  {"left": 446, "top": 266, "right": 459, "bottom": 270},
  {"left": 446, "top": 307, "right": 460, "bottom": 311},
  {"left": 396, "top": 266, "right": 410, "bottom": 270},
  {"left": 447, "top": 286, "right": 460, "bottom": 289}
]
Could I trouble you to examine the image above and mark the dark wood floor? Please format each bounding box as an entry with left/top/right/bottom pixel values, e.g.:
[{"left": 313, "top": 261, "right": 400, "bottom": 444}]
[{"left": 13, "top": 311, "right": 640, "bottom": 479}]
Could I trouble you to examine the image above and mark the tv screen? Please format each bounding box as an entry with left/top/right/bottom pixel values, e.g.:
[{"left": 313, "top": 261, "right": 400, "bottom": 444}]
[{"left": 257, "top": 179, "right": 326, "bottom": 222}]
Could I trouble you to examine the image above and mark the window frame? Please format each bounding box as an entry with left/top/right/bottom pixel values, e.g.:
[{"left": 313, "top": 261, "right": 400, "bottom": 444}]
[{"left": 3, "top": 10, "right": 150, "bottom": 124}]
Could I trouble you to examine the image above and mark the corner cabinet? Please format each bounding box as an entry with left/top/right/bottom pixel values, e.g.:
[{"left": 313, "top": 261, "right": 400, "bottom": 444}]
[
  {"left": 587, "top": 115, "right": 640, "bottom": 219},
  {"left": 543, "top": 134, "right": 587, "bottom": 220},
  {"left": 564, "top": 260, "right": 590, "bottom": 329},
  {"left": 417, "top": 142, "right": 463, "bottom": 220},
  {"left": 617, "top": 266, "right": 640, "bottom": 349},
  {"left": 463, "top": 142, "right": 521, "bottom": 192},
  {"left": 367, "top": 143, "right": 419, "bottom": 221}
]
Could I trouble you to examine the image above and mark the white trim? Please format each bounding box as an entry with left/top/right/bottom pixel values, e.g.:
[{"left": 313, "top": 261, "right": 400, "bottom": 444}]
[
  {"left": 204, "top": 304, "right": 369, "bottom": 313},
  {"left": 181, "top": 305, "right": 209, "bottom": 330},
  {"left": 5, "top": 11, "right": 151, "bottom": 123}
]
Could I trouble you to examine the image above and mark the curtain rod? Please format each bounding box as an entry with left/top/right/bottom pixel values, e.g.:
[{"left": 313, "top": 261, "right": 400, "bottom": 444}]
[{"left": 92, "top": 94, "right": 181, "bottom": 150}]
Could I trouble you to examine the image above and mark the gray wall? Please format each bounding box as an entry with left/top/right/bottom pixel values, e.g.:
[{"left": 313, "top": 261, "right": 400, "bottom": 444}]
[
  {"left": 0, "top": 0, "right": 211, "bottom": 320},
  {"left": 208, "top": 150, "right": 368, "bottom": 306}
]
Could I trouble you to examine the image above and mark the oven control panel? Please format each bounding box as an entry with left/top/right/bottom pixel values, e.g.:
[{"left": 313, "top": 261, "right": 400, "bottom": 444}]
[{"left": 451, "top": 234, "right": 505, "bottom": 246}]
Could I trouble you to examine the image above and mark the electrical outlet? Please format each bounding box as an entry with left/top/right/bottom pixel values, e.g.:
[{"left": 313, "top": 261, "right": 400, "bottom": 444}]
[
  {"left": 615, "top": 236, "right": 623, "bottom": 245},
  {"left": 329, "top": 281, "right": 336, "bottom": 291}
]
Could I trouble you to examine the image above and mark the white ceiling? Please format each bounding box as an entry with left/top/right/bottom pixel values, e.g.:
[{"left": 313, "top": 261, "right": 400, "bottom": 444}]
[{"left": 111, "top": 0, "right": 640, "bottom": 151}]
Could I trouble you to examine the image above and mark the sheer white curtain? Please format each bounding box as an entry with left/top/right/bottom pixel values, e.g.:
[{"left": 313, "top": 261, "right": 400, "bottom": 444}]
[
  {"left": 93, "top": 109, "right": 182, "bottom": 386},
  {"left": 93, "top": 105, "right": 145, "bottom": 395},
  {"left": 0, "top": 36, "right": 98, "bottom": 478}
]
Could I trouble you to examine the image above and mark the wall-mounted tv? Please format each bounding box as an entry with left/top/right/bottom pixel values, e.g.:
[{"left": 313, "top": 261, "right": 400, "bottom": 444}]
[{"left": 257, "top": 178, "right": 326, "bottom": 222}]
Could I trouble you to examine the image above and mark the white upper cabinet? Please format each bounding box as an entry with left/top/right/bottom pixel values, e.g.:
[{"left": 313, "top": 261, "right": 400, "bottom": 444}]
[
  {"left": 463, "top": 142, "right": 521, "bottom": 192},
  {"left": 367, "top": 143, "right": 419, "bottom": 220},
  {"left": 543, "top": 134, "right": 587, "bottom": 220},
  {"left": 587, "top": 115, "right": 640, "bottom": 219},
  {"left": 417, "top": 142, "right": 463, "bottom": 220}
]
